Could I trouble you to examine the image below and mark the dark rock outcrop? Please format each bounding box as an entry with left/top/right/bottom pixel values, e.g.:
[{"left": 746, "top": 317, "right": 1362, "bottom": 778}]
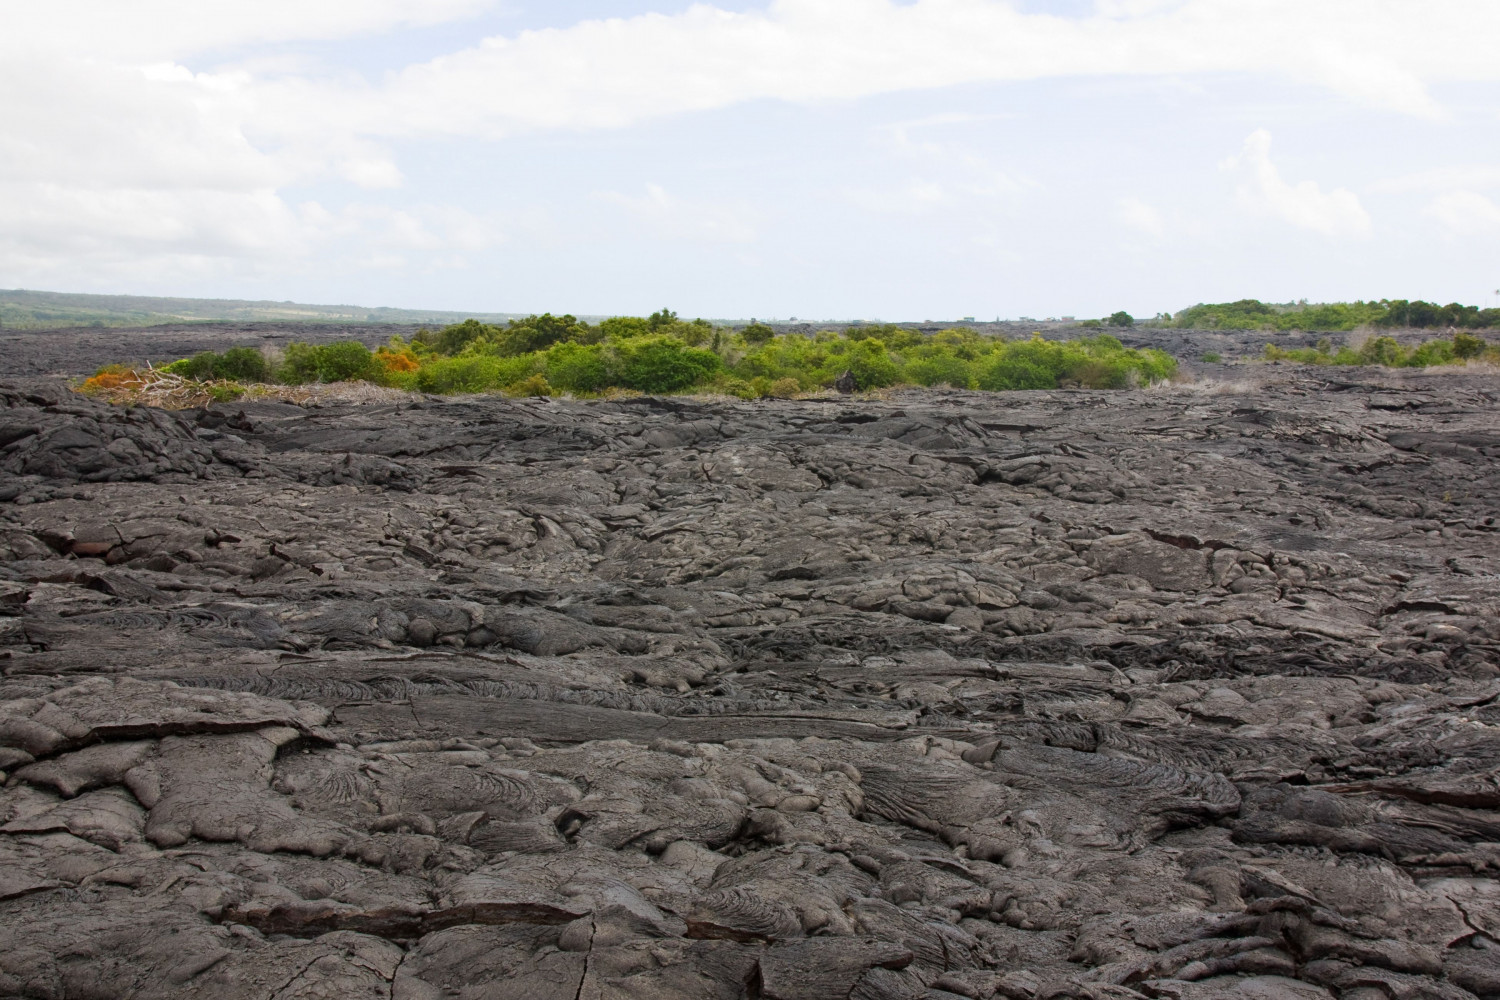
[{"left": 2, "top": 364, "right": 1499, "bottom": 998}]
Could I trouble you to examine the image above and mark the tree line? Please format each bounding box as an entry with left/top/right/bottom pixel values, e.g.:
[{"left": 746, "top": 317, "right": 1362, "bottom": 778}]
[{"left": 1170, "top": 299, "right": 1500, "bottom": 332}]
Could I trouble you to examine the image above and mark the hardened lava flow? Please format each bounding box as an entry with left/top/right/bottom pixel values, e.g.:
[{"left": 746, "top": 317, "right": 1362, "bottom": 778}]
[{"left": 2, "top": 365, "right": 1499, "bottom": 999}]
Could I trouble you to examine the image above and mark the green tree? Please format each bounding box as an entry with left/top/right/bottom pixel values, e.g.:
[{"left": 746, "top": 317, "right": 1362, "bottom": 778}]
[
  {"left": 433, "top": 319, "right": 499, "bottom": 355},
  {"left": 497, "top": 313, "right": 585, "bottom": 356},
  {"left": 1107, "top": 311, "right": 1135, "bottom": 327},
  {"left": 646, "top": 308, "right": 679, "bottom": 331},
  {"left": 741, "top": 322, "right": 775, "bottom": 346}
]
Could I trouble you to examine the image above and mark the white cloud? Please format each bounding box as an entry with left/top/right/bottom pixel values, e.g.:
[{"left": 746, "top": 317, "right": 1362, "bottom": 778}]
[
  {"left": 1116, "top": 197, "right": 1166, "bottom": 239},
  {"left": 598, "top": 184, "right": 759, "bottom": 243},
  {"left": 847, "top": 113, "right": 1027, "bottom": 215},
  {"left": 285, "top": 0, "right": 1466, "bottom": 142},
  {"left": 1225, "top": 130, "right": 1372, "bottom": 238},
  {"left": 1425, "top": 190, "right": 1500, "bottom": 235},
  {"left": 0, "top": 176, "right": 499, "bottom": 288},
  {"left": 4, "top": 0, "right": 1498, "bottom": 288},
  {"left": 0, "top": 183, "right": 318, "bottom": 287},
  {"left": 845, "top": 179, "right": 950, "bottom": 214},
  {"left": 1368, "top": 165, "right": 1500, "bottom": 195},
  {"left": 3, "top": 1, "right": 501, "bottom": 60}
]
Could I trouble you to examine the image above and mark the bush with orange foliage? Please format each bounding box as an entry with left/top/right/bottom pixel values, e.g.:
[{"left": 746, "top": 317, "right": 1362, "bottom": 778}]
[
  {"left": 79, "top": 366, "right": 150, "bottom": 393},
  {"left": 370, "top": 344, "right": 422, "bottom": 389},
  {"left": 374, "top": 346, "right": 420, "bottom": 373}
]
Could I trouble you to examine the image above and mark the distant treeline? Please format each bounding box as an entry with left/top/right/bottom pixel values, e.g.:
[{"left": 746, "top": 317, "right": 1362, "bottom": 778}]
[
  {"left": 1171, "top": 299, "right": 1500, "bottom": 332},
  {"left": 0, "top": 288, "right": 522, "bottom": 330},
  {"left": 1263, "top": 332, "right": 1496, "bottom": 368}
]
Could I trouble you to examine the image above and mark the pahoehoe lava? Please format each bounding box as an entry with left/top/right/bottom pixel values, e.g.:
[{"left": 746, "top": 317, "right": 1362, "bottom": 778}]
[{"left": 2, "top": 362, "right": 1499, "bottom": 999}]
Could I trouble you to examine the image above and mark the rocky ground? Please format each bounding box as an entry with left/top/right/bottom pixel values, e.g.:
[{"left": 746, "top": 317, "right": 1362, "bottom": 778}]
[
  {"left": 0, "top": 323, "right": 429, "bottom": 379},
  {"left": 1, "top": 361, "right": 1499, "bottom": 999}
]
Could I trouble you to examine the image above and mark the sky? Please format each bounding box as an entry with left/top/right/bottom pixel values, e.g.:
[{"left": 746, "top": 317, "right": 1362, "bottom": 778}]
[{"left": 2, "top": 0, "right": 1499, "bottom": 321}]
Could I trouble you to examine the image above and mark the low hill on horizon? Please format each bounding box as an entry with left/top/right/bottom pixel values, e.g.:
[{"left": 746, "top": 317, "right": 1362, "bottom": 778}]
[{"left": 0, "top": 288, "right": 526, "bottom": 330}]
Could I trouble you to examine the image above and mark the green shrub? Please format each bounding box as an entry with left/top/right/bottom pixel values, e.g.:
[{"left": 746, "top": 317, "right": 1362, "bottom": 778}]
[
  {"left": 430, "top": 319, "right": 498, "bottom": 356},
  {"left": 1107, "top": 311, "right": 1134, "bottom": 327},
  {"left": 495, "top": 314, "right": 588, "bottom": 356},
  {"left": 1069, "top": 360, "right": 1130, "bottom": 389},
  {"left": 986, "top": 336, "right": 1072, "bottom": 386},
  {"left": 844, "top": 323, "right": 920, "bottom": 349},
  {"left": 842, "top": 339, "right": 901, "bottom": 389},
  {"left": 544, "top": 342, "right": 614, "bottom": 393},
  {"left": 677, "top": 319, "right": 715, "bottom": 347},
  {"left": 1176, "top": 299, "right": 1387, "bottom": 331},
  {"left": 177, "top": 352, "right": 222, "bottom": 381},
  {"left": 617, "top": 337, "right": 722, "bottom": 393},
  {"left": 504, "top": 374, "right": 553, "bottom": 398},
  {"left": 1407, "top": 339, "right": 1455, "bottom": 367},
  {"left": 379, "top": 369, "right": 420, "bottom": 392},
  {"left": 735, "top": 334, "right": 828, "bottom": 386},
  {"left": 1201, "top": 352, "right": 1222, "bottom": 363},
  {"left": 977, "top": 356, "right": 1054, "bottom": 390},
  {"left": 97, "top": 316, "right": 1189, "bottom": 400},
  {"left": 161, "top": 346, "right": 271, "bottom": 383},
  {"left": 902, "top": 354, "right": 972, "bottom": 388},
  {"left": 414, "top": 354, "right": 537, "bottom": 394},
  {"left": 599, "top": 316, "right": 651, "bottom": 339},
  {"left": 278, "top": 341, "right": 374, "bottom": 384},
  {"left": 1126, "top": 347, "right": 1178, "bottom": 383},
  {"left": 207, "top": 382, "right": 245, "bottom": 402},
  {"left": 1358, "top": 336, "right": 1405, "bottom": 367},
  {"left": 970, "top": 334, "right": 1173, "bottom": 390},
  {"left": 1454, "top": 332, "right": 1486, "bottom": 359},
  {"left": 705, "top": 374, "right": 756, "bottom": 399},
  {"left": 215, "top": 346, "right": 271, "bottom": 383},
  {"left": 1260, "top": 332, "right": 1491, "bottom": 369}
]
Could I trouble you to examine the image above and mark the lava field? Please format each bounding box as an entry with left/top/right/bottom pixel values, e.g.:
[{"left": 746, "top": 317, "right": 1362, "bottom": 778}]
[{"left": 1, "top": 363, "right": 1499, "bottom": 999}]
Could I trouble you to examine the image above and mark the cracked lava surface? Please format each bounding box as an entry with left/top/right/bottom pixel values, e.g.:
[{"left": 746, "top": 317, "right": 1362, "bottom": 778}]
[{"left": 2, "top": 365, "right": 1499, "bottom": 999}]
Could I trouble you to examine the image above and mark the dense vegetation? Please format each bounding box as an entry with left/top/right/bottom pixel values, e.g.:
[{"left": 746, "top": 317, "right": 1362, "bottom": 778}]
[
  {"left": 1172, "top": 299, "right": 1500, "bottom": 332},
  {"left": 1263, "top": 332, "right": 1498, "bottom": 368},
  {"left": 81, "top": 312, "right": 1178, "bottom": 400}
]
